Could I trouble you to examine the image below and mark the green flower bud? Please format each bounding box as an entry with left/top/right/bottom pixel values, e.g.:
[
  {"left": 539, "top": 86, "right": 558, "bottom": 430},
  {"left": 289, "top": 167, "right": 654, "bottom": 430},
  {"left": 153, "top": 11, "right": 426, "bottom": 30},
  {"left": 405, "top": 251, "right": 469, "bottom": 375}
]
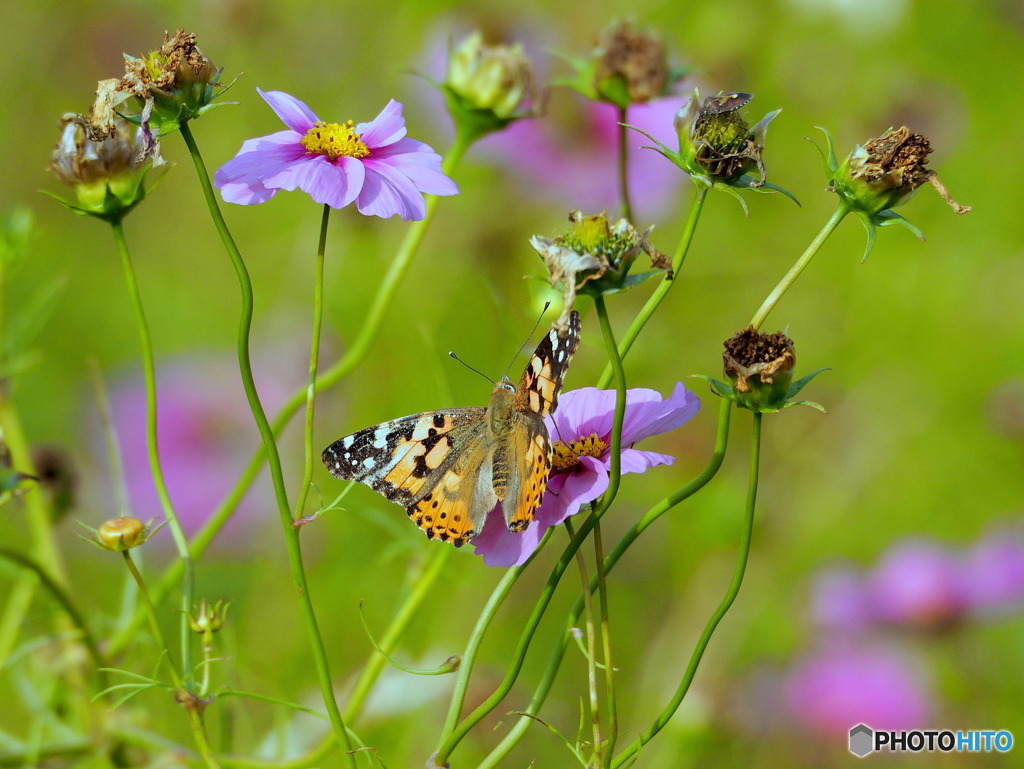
[
  {"left": 532, "top": 210, "right": 670, "bottom": 318},
  {"left": 96, "top": 516, "right": 148, "bottom": 551},
  {"left": 445, "top": 32, "right": 533, "bottom": 120},
  {"left": 188, "top": 598, "right": 231, "bottom": 635},
  {"left": 47, "top": 114, "right": 150, "bottom": 222}
]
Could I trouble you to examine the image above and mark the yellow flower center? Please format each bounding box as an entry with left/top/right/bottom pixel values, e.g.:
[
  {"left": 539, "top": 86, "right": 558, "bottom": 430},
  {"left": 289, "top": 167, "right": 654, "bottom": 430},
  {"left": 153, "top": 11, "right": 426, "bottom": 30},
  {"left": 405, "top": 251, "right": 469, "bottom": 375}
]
[
  {"left": 301, "top": 120, "right": 370, "bottom": 159},
  {"left": 552, "top": 433, "right": 608, "bottom": 473}
]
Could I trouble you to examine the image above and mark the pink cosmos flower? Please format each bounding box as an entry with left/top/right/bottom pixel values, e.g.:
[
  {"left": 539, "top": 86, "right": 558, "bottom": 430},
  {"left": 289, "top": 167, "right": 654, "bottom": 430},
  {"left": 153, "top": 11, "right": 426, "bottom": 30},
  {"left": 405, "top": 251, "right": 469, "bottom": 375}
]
[
  {"left": 214, "top": 89, "right": 458, "bottom": 220},
  {"left": 473, "top": 383, "right": 700, "bottom": 567}
]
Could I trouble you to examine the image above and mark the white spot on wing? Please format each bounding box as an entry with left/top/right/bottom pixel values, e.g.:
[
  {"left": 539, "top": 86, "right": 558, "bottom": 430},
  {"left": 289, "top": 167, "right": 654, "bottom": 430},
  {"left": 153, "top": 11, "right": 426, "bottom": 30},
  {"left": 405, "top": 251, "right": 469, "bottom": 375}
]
[
  {"left": 343, "top": 435, "right": 355, "bottom": 448},
  {"left": 362, "top": 457, "right": 376, "bottom": 470}
]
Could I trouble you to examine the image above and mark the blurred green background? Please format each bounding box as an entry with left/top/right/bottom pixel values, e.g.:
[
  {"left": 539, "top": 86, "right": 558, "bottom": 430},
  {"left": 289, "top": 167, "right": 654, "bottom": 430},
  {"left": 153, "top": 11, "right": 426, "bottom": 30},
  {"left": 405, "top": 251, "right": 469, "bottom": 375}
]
[{"left": 2, "top": 0, "right": 1022, "bottom": 766}]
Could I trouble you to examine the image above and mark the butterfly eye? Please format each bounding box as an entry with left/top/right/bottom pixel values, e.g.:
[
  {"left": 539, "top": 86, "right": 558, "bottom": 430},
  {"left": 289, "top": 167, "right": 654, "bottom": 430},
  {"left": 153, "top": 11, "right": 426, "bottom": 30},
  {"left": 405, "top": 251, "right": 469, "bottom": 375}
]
[{"left": 502, "top": 383, "right": 516, "bottom": 394}]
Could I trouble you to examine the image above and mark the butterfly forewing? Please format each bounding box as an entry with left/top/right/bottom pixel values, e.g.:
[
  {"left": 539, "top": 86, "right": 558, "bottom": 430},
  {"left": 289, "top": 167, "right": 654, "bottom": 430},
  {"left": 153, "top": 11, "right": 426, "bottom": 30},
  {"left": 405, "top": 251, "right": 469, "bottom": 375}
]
[
  {"left": 515, "top": 311, "right": 581, "bottom": 419},
  {"left": 322, "top": 408, "right": 485, "bottom": 508}
]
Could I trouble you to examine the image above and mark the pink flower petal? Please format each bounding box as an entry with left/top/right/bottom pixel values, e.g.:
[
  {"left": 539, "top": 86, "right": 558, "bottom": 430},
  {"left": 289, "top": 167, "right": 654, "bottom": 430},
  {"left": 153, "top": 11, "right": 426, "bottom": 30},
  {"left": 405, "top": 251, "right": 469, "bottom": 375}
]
[
  {"left": 538, "top": 457, "right": 609, "bottom": 526},
  {"left": 258, "top": 88, "right": 319, "bottom": 133},
  {"left": 263, "top": 155, "right": 366, "bottom": 209},
  {"left": 214, "top": 138, "right": 306, "bottom": 187},
  {"left": 358, "top": 99, "right": 407, "bottom": 149},
  {"left": 621, "top": 382, "right": 701, "bottom": 445},
  {"left": 473, "top": 511, "right": 545, "bottom": 568},
  {"left": 369, "top": 139, "right": 459, "bottom": 196},
  {"left": 619, "top": 448, "right": 675, "bottom": 474},
  {"left": 357, "top": 161, "right": 426, "bottom": 220},
  {"left": 217, "top": 180, "right": 279, "bottom": 205}
]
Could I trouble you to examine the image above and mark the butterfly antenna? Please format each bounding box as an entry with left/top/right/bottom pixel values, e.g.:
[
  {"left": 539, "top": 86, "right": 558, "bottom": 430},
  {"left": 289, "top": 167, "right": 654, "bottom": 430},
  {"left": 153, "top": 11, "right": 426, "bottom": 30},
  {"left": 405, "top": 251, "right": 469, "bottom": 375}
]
[
  {"left": 503, "top": 301, "right": 551, "bottom": 380},
  {"left": 449, "top": 352, "right": 495, "bottom": 384}
]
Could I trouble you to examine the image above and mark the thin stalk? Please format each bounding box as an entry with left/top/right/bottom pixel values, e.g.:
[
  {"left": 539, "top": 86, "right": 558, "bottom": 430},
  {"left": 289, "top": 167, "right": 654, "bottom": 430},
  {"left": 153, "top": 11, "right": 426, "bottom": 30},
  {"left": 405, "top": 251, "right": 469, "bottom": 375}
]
[
  {"left": 749, "top": 203, "right": 848, "bottom": 330},
  {"left": 293, "top": 204, "right": 331, "bottom": 520},
  {"left": 437, "top": 549, "right": 537, "bottom": 742},
  {"left": 121, "top": 551, "right": 221, "bottom": 769},
  {"left": 616, "top": 106, "right": 633, "bottom": 223},
  {"left": 566, "top": 519, "right": 601, "bottom": 761},
  {"left": 478, "top": 399, "right": 732, "bottom": 768},
  {"left": 0, "top": 547, "right": 105, "bottom": 673},
  {"left": 108, "top": 129, "right": 473, "bottom": 657},
  {"left": 611, "top": 410, "right": 760, "bottom": 768},
  {"left": 178, "top": 122, "right": 355, "bottom": 767},
  {"left": 111, "top": 219, "right": 195, "bottom": 686},
  {"left": 594, "top": 521, "right": 616, "bottom": 769},
  {"left": 435, "top": 296, "right": 630, "bottom": 765},
  {"left": 344, "top": 544, "right": 454, "bottom": 723},
  {"left": 597, "top": 187, "right": 707, "bottom": 389}
]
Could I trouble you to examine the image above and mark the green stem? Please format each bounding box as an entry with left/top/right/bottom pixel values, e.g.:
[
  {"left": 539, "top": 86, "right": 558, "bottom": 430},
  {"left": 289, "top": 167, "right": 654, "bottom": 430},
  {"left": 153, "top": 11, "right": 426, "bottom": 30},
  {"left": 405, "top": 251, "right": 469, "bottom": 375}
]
[
  {"left": 597, "top": 187, "right": 707, "bottom": 389},
  {"left": 433, "top": 519, "right": 597, "bottom": 765},
  {"left": 566, "top": 519, "right": 601, "bottom": 761},
  {"left": 178, "top": 122, "right": 355, "bottom": 768},
  {"left": 436, "top": 296, "right": 629, "bottom": 765},
  {"left": 111, "top": 219, "right": 195, "bottom": 687},
  {"left": 748, "top": 203, "right": 849, "bottom": 330},
  {"left": 0, "top": 547, "right": 105, "bottom": 673},
  {"left": 344, "top": 544, "right": 454, "bottom": 723},
  {"left": 612, "top": 410, "right": 760, "bottom": 768},
  {"left": 293, "top": 204, "right": 330, "bottom": 520},
  {"left": 594, "top": 521, "right": 616, "bottom": 769},
  {"left": 436, "top": 547, "right": 539, "bottom": 742},
  {"left": 108, "top": 129, "right": 473, "bottom": 658},
  {"left": 478, "top": 399, "right": 732, "bottom": 768},
  {"left": 617, "top": 106, "right": 633, "bottom": 223}
]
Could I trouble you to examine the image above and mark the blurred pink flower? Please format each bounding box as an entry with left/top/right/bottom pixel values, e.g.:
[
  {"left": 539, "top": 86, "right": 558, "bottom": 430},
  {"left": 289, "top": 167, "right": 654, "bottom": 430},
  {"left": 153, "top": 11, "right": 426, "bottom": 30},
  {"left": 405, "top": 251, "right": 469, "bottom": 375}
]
[
  {"left": 962, "top": 528, "right": 1024, "bottom": 614},
  {"left": 785, "top": 644, "right": 931, "bottom": 736},
  {"left": 475, "top": 97, "right": 685, "bottom": 217},
  {"left": 472, "top": 383, "right": 699, "bottom": 567},
  {"left": 215, "top": 89, "right": 457, "bottom": 219},
  {"left": 868, "top": 541, "right": 969, "bottom": 630}
]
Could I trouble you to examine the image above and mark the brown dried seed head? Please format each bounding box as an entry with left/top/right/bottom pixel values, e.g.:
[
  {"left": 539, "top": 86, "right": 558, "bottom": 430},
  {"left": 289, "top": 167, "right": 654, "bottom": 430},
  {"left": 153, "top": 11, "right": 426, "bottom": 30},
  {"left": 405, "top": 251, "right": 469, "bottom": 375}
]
[
  {"left": 723, "top": 328, "right": 795, "bottom": 393},
  {"left": 595, "top": 21, "right": 668, "bottom": 102}
]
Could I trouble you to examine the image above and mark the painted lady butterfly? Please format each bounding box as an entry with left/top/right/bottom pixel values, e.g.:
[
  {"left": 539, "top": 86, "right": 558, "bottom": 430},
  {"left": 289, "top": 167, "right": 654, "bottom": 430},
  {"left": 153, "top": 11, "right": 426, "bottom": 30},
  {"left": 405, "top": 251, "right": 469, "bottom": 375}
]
[{"left": 321, "top": 311, "right": 581, "bottom": 547}]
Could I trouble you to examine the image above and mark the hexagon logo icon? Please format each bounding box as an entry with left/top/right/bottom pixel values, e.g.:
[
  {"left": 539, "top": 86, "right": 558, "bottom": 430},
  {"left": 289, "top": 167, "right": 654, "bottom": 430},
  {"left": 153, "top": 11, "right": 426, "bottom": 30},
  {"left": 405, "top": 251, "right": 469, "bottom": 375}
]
[{"left": 849, "top": 724, "right": 874, "bottom": 757}]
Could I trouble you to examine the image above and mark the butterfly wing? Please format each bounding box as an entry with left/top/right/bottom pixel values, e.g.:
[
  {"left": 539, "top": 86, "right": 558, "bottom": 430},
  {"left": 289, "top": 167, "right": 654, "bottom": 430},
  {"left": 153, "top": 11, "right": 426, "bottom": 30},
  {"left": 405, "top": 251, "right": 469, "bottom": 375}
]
[
  {"left": 514, "top": 310, "right": 581, "bottom": 419},
  {"left": 321, "top": 408, "right": 497, "bottom": 546},
  {"left": 501, "top": 311, "right": 582, "bottom": 531}
]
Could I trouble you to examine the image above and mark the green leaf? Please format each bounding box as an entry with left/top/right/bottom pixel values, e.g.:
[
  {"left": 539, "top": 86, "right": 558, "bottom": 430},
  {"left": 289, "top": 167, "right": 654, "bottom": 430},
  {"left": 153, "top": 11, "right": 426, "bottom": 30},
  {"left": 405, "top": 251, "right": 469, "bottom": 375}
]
[{"left": 786, "top": 367, "right": 830, "bottom": 400}]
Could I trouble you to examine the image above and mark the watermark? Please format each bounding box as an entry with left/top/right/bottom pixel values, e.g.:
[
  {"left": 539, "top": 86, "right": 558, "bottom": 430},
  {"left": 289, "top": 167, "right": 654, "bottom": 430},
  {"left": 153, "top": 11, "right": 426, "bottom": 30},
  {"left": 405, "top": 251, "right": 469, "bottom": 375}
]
[{"left": 849, "top": 724, "right": 1014, "bottom": 757}]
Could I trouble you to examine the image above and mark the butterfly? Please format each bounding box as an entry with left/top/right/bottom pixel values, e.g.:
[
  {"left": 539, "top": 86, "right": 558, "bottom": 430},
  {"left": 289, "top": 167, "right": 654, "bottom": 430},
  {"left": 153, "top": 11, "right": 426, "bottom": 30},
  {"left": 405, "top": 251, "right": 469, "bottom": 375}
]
[{"left": 321, "top": 311, "right": 581, "bottom": 547}]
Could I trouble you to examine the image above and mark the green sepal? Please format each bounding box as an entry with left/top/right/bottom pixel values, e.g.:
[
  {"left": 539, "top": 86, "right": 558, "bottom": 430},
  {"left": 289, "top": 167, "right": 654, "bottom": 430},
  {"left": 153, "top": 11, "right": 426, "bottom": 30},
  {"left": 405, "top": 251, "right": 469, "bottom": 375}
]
[
  {"left": 690, "top": 374, "right": 738, "bottom": 402},
  {"left": 783, "top": 399, "right": 827, "bottom": 413},
  {"left": 731, "top": 175, "right": 801, "bottom": 206},
  {"left": 874, "top": 209, "right": 925, "bottom": 240},
  {"left": 809, "top": 126, "right": 840, "bottom": 178},
  {"left": 577, "top": 268, "right": 666, "bottom": 298},
  {"left": 786, "top": 367, "right": 829, "bottom": 400}
]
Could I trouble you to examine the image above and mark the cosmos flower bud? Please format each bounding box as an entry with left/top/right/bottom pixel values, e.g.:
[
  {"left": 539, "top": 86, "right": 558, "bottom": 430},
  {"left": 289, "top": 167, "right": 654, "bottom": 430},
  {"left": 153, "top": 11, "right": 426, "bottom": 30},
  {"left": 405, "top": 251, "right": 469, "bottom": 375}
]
[
  {"left": 812, "top": 126, "right": 970, "bottom": 260},
  {"left": 531, "top": 209, "right": 669, "bottom": 321},
  {"left": 699, "top": 328, "right": 826, "bottom": 413},
  {"left": 47, "top": 113, "right": 150, "bottom": 222},
  {"left": 188, "top": 598, "right": 231, "bottom": 635},
  {"left": 95, "top": 516, "right": 149, "bottom": 551},
  {"left": 445, "top": 32, "right": 534, "bottom": 122}
]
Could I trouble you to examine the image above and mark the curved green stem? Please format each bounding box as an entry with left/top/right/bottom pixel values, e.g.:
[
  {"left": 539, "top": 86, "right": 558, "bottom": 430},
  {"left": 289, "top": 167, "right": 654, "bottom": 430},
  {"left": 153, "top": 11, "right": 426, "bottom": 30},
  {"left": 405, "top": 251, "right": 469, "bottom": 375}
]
[
  {"left": 594, "top": 521, "right": 616, "bottom": 768},
  {"left": 478, "top": 399, "right": 732, "bottom": 768},
  {"left": 566, "top": 519, "right": 601, "bottom": 759},
  {"left": 293, "top": 205, "right": 330, "bottom": 520},
  {"left": 0, "top": 547, "right": 105, "bottom": 673},
  {"left": 177, "top": 122, "right": 355, "bottom": 767},
  {"left": 122, "top": 551, "right": 221, "bottom": 769},
  {"left": 749, "top": 203, "right": 848, "bottom": 330},
  {"left": 436, "top": 296, "right": 628, "bottom": 765},
  {"left": 597, "top": 187, "right": 707, "bottom": 389},
  {"left": 108, "top": 130, "right": 472, "bottom": 658},
  {"left": 617, "top": 106, "right": 633, "bottom": 223},
  {"left": 611, "top": 410, "right": 760, "bottom": 768},
  {"left": 344, "top": 544, "right": 454, "bottom": 723},
  {"left": 111, "top": 220, "right": 195, "bottom": 686}
]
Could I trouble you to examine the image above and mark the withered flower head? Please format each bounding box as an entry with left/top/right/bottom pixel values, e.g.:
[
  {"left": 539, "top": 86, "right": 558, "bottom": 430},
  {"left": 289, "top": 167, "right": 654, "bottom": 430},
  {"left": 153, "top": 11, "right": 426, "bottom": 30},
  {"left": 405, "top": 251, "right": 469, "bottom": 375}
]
[
  {"left": 47, "top": 112, "right": 151, "bottom": 222},
  {"left": 108, "top": 30, "right": 225, "bottom": 163},
  {"left": 444, "top": 32, "right": 535, "bottom": 123},
  {"left": 593, "top": 20, "right": 669, "bottom": 105},
  {"left": 813, "top": 125, "right": 970, "bottom": 260},
  {"left": 697, "top": 327, "right": 825, "bottom": 413},
  {"left": 675, "top": 89, "right": 779, "bottom": 187},
  {"left": 531, "top": 210, "right": 670, "bottom": 323}
]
